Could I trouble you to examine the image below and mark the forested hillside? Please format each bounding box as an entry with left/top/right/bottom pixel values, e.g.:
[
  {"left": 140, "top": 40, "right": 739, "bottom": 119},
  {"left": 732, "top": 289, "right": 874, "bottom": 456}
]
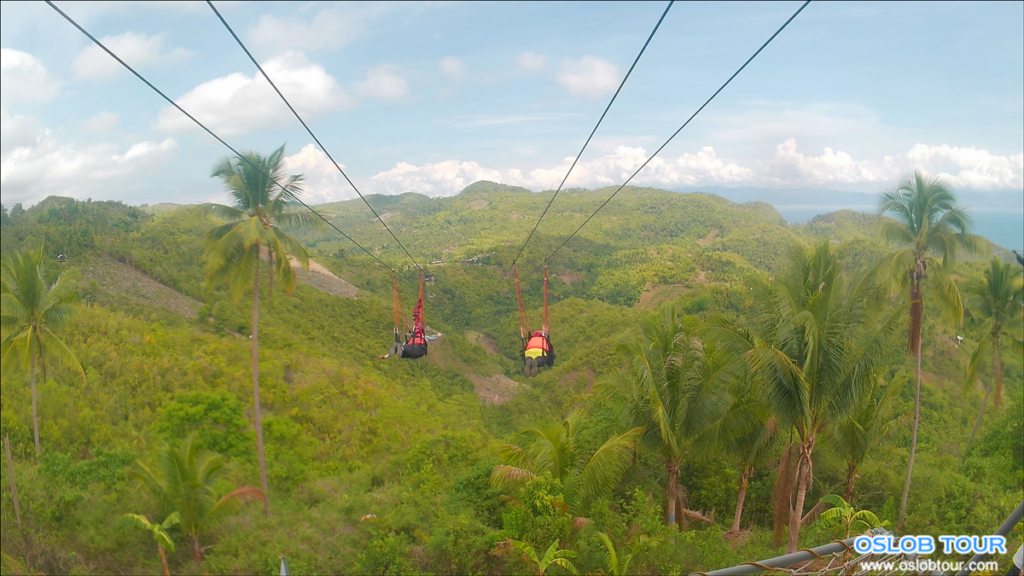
[{"left": 1, "top": 183, "right": 1020, "bottom": 575}]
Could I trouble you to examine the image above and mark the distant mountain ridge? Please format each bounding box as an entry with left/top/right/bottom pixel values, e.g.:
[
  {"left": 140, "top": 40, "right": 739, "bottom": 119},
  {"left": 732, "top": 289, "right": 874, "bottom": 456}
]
[
  {"left": 670, "top": 185, "right": 1023, "bottom": 249},
  {"left": 670, "top": 185, "right": 1024, "bottom": 212}
]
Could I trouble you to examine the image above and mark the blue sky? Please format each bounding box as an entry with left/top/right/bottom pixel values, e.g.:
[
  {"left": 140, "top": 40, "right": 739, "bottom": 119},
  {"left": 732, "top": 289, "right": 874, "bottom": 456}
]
[{"left": 2, "top": 1, "right": 1022, "bottom": 208}]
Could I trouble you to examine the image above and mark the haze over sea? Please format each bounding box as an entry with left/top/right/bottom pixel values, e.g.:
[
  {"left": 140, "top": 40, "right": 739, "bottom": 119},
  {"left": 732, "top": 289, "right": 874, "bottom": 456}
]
[{"left": 680, "top": 187, "right": 1024, "bottom": 251}]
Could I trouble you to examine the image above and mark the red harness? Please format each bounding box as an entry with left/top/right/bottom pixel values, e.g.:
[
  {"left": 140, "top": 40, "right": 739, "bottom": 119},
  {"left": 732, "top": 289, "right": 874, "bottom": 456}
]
[
  {"left": 393, "top": 272, "right": 427, "bottom": 346},
  {"left": 514, "top": 264, "right": 551, "bottom": 353}
]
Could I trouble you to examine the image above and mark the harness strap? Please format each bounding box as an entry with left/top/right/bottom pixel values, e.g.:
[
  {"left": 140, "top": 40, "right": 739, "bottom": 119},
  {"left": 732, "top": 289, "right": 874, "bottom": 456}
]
[
  {"left": 412, "top": 271, "right": 425, "bottom": 336},
  {"left": 543, "top": 263, "right": 549, "bottom": 336},
  {"left": 393, "top": 276, "right": 400, "bottom": 331},
  {"left": 514, "top": 266, "right": 530, "bottom": 346}
]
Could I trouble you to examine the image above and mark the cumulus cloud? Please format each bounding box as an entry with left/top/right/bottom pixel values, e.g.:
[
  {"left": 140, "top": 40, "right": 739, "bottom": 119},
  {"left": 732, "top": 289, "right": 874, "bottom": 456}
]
[
  {"left": 557, "top": 56, "right": 620, "bottom": 98},
  {"left": 353, "top": 65, "right": 410, "bottom": 100},
  {"left": 278, "top": 138, "right": 1021, "bottom": 201},
  {"left": 280, "top": 144, "right": 350, "bottom": 204},
  {"left": 353, "top": 146, "right": 751, "bottom": 196},
  {"left": 248, "top": 7, "right": 365, "bottom": 53},
  {"left": 0, "top": 49, "right": 60, "bottom": 103},
  {"left": 368, "top": 142, "right": 1021, "bottom": 198},
  {"left": 902, "top": 144, "right": 1023, "bottom": 190},
  {"left": 762, "top": 139, "right": 1024, "bottom": 190},
  {"left": 155, "top": 51, "right": 352, "bottom": 136},
  {"left": 72, "top": 32, "right": 194, "bottom": 81},
  {"left": 369, "top": 160, "right": 505, "bottom": 197},
  {"left": 439, "top": 56, "right": 466, "bottom": 80},
  {"left": 516, "top": 51, "right": 546, "bottom": 72},
  {"left": 1, "top": 108, "right": 178, "bottom": 206},
  {"left": 81, "top": 111, "right": 120, "bottom": 133},
  {"left": 1, "top": 108, "right": 45, "bottom": 153}
]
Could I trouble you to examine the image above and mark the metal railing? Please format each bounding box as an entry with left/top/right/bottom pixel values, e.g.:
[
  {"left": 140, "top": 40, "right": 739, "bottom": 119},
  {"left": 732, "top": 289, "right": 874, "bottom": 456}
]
[{"left": 697, "top": 499, "right": 1023, "bottom": 576}]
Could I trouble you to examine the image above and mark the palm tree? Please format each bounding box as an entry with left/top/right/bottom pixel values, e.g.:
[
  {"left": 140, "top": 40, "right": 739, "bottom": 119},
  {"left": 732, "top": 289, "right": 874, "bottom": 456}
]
[
  {"left": 595, "top": 532, "right": 657, "bottom": 576},
  {"left": 1, "top": 245, "right": 84, "bottom": 456},
  {"left": 816, "top": 494, "right": 887, "bottom": 539},
  {"left": 134, "top": 434, "right": 266, "bottom": 566},
  {"left": 122, "top": 512, "right": 181, "bottom": 576},
  {"left": 491, "top": 409, "right": 643, "bottom": 514},
  {"left": 828, "top": 372, "right": 904, "bottom": 503},
  {"left": 879, "top": 171, "right": 974, "bottom": 525},
  {"left": 707, "top": 243, "right": 898, "bottom": 552},
  {"left": 962, "top": 258, "right": 1024, "bottom": 450},
  {"left": 501, "top": 539, "right": 578, "bottom": 575},
  {"left": 607, "top": 308, "right": 735, "bottom": 528},
  {"left": 711, "top": 378, "right": 780, "bottom": 534},
  {"left": 817, "top": 494, "right": 888, "bottom": 575},
  {"left": 199, "top": 144, "right": 315, "bottom": 516}
]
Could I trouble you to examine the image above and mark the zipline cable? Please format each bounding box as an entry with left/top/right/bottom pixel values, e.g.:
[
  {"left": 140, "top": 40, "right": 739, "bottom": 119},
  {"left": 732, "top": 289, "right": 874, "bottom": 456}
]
[
  {"left": 546, "top": 0, "right": 811, "bottom": 261},
  {"left": 43, "top": 0, "right": 401, "bottom": 277},
  {"left": 503, "top": 0, "right": 674, "bottom": 277},
  {"left": 207, "top": 0, "right": 423, "bottom": 270}
]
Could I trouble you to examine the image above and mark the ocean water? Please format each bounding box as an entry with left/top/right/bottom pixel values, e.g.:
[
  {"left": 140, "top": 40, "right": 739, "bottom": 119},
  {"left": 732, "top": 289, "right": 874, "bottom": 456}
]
[{"left": 775, "top": 205, "right": 1023, "bottom": 251}]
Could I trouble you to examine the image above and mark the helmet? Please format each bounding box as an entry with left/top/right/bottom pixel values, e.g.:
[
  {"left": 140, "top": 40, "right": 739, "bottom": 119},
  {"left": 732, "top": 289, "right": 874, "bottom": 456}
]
[{"left": 532, "top": 331, "right": 543, "bottom": 337}]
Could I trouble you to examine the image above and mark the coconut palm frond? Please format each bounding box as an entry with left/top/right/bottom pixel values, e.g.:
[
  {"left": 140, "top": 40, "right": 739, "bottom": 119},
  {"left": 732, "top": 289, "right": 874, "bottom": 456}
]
[
  {"left": 578, "top": 427, "right": 644, "bottom": 507},
  {"left": 490, "top": 465, "right": 537, "bottom": 488}
]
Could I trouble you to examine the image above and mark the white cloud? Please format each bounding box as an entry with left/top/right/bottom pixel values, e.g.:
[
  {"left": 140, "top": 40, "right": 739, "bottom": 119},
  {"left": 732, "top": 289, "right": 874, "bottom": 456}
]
[
  {"left": 0, "top": 49, "right": 60, "bottom": 103},
  {"left": 1, "top": 108, "right": 45, "bottom": 153},
  {"left": 155, "top": 52, "right": 352, "bottom": 136},
  {"left": 902, "top": 144, "right": 1023, "bottom": 190},
  {"left": 280, "top": 144, "right": 349, "bottom": 204},
  {"left": 353, "top": 65, "right": 410, "bottom": 100},
  {"left": 370, "top": 160, "right": 504, "bottom": 197},
  {"left": 248, "top": 7, "right": 365, "bottom": 53},
  {"left": 277, "top": 136, "right": 1022, "bottom": 202},
  {"left": 516, "top": 51, "right": 547, "bottom": 73},
  {"left": 510, "top": 145, "right": 753, "bottom": 191},
  {"left": 81, "top": 111, "right": 120, "bottom": 133},
  {"left": 439, "top": 56, "right": 466, "bottom": 80},
  {"left": 557, "top": 56, "right": 620, "bottom": 98},
  {"left": 762, "top": 139, "right": 1024, "bottom": 190},
  {"left": 355, "top": 141, "right": 1023, "bottom": 198},
  {"left": 1, "top": 108, "right": 178, "bottom": 206},
  {"left": 72, "top": 32, "right": 194, "bottom": 81}
]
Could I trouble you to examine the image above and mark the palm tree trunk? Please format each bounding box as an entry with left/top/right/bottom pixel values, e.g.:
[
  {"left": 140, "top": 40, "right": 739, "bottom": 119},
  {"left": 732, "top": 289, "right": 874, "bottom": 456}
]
[
  {"left": 992, "top": 335, "right": 1002, "bottom": 409},
  {"left": 4, "top": 435, "right": 23, "bottom": 532},
  {"left": 31, "top": 355, "right": 40, "bottom": 457},
  {"left": 158, "top": 545, "right": 170, "bottom": 576},
  {"left": 192, "top": 532, "right": 203, "bottom": 566},
  {"left": 773, "top": 442, "right": 797, "bottom": 549},
  {"left": 268, "top": 252, "right": 274, "bottom": 300},
  {"left": 898, "top": 327, "right": 922, "bottom": 527},
  {"left": 666, "top": 460, "right": 679, "bottom": 526},
  {"left": 730, "top": 465, "right": 750, "bottom": 533},
  {"left": 787, "top": 438, "right": 814, "bottom": 554},
  {"left": 844, "top": 462, "right": 857, "bottom": 504},
  {"left": 252, "top": 260, "right": 270, "bottom": 518},
  {"left": 965, "top": 341, "right": 998, "bottom": 454}
]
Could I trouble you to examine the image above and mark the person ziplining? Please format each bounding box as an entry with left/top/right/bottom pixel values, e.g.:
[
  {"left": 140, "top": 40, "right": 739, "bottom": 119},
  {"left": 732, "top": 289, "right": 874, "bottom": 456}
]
[
  {"left": 515, "top": 265, "right": 555, "bottom": 377},
  {"left": 381, "top": 273, "right": 435, "bottom": 360}
]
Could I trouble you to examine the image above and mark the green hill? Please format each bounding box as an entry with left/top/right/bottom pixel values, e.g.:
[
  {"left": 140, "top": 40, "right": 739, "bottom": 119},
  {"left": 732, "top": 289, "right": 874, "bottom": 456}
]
[{"left": 0, "top": 186, "right": 1020, "bottom": 575}]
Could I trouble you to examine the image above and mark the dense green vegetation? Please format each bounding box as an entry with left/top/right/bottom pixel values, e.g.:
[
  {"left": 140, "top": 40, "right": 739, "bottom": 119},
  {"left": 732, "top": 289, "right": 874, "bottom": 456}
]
[{"left": 0, "top": 174, "right": 1021, "bottom": 575}]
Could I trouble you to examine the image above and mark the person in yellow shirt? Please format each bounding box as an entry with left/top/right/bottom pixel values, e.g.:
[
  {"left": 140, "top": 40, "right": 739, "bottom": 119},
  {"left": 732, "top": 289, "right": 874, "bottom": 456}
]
[{"left": 523, "top": 330, "right": 555, "bottom": 377}]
